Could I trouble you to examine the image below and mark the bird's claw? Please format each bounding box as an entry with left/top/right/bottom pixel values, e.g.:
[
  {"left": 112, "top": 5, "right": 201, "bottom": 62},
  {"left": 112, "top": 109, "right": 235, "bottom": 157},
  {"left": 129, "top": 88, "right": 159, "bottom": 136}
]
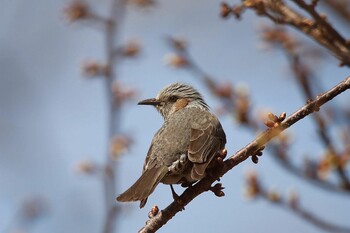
[{"left": 181, "top": 181, "right": 193, "bottom": 188}]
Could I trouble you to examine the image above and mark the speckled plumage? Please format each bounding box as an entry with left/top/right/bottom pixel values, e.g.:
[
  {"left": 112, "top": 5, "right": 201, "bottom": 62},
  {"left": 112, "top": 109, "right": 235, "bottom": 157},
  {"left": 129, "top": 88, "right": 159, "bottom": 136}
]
[{"left": 116, "top": 83, "right": 226, "bottom": 208}]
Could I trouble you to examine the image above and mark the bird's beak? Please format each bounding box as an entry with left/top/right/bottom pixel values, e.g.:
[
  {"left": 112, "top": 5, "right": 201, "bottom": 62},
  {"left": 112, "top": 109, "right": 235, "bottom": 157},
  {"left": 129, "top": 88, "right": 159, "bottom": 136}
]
[{"left": 138, "top": 98, "right": 162, "bottom": 106}]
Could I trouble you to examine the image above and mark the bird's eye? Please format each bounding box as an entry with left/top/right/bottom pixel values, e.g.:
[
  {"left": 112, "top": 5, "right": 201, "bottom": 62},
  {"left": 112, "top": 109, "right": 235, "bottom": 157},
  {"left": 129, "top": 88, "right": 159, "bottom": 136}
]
[{"left": 168, "top": 95, "right": 178, "bottom": 102}]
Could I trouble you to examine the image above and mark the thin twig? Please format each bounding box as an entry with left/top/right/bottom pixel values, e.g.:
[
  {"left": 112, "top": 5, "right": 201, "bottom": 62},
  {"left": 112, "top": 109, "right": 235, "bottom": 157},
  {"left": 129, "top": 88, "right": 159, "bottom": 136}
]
[
  {"left": 258, "top": 188, "right": 350, "bottom": 233},
  {"left": 270, "top": 144, "right": 350, "bottom": 195}
]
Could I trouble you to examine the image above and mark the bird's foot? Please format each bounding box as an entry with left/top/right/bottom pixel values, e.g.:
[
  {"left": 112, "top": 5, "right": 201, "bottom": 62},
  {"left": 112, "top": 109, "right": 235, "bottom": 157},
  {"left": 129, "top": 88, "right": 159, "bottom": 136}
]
[{"left": 181, "top": 181, "right": 193, "bottom": 188}]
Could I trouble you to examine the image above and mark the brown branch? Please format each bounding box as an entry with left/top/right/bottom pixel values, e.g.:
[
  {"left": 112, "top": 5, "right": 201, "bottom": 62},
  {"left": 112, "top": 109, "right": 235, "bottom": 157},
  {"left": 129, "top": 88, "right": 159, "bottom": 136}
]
[
  {"left": 292, "top": 0, "right": 347, "bottom": 45},
  {"left": 260, "top": 26, "right": 350, "bottom": 191},
  {"left": 258, "top": 26, "right": 350, "bottom": 195},
  {"left": 168, "top": 36, "right": 350, "bottom": 195},
  {"left": 139, "top": 76, "right": 350, "bottom": 233},
  {"left": 231, "top": 0, "right": 350, "bottom": 66},
  {"left": 288, "top": 54, "right": 350, "bottom": 190}
]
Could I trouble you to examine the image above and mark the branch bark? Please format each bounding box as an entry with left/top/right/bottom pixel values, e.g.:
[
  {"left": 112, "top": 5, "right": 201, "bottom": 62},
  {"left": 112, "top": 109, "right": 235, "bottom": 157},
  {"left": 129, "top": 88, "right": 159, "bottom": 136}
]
[
  {"left": 139, "top": 76, "right": 350, "bottom": 232},
  {"left": 234, "top": 0, "right": 350, "bottom": 66}
]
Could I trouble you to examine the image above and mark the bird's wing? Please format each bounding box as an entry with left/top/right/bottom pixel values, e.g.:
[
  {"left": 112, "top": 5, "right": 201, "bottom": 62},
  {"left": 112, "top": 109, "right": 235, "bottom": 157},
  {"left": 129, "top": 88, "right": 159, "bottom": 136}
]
[
  {"left": 142, "top": 126, "right": 168, "bottom": 171},
  {"left": 188, "top": 119, "right": 226, "bottom": 180},
  {"left": 143, "top": 142, "right": 153, "bottom": 171}
]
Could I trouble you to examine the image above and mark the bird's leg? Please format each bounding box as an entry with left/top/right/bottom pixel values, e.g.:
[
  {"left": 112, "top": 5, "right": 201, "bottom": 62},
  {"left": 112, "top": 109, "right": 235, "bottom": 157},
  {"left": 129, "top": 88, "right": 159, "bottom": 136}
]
[
  {"left": 170, "top": 185, "right": 185, "bottom": 210},
  {"left": 170, "top": 184, "right": 179, "bottom": 200}
]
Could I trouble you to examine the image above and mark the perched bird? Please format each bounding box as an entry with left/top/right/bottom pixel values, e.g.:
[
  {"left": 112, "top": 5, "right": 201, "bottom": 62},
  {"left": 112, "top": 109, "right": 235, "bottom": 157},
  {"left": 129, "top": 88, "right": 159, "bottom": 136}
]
[{"left": 116, "top": 83, "right": 226, "bottom": 208}]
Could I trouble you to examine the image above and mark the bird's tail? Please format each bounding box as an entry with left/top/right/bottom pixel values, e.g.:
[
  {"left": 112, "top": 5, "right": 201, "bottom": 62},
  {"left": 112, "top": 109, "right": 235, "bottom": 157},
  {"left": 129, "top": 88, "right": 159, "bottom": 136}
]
[{"left": 116, "top": 166, "right": 168, "bottom": 208}]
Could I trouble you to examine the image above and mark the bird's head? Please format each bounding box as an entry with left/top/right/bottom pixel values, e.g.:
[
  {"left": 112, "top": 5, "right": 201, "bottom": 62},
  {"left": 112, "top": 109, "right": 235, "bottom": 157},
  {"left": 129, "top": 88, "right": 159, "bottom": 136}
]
[{"left": 138, "top": 83, "right": 209, "bottom": 119}]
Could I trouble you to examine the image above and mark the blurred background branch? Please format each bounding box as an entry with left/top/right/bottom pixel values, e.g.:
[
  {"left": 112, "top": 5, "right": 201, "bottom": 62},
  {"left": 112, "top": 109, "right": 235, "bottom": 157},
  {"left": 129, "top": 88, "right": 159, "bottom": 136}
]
[
  {"left": 223, "top": 0, "right": 350, "bottom": 66},
  {"left": 65, "top": 0, "right": 136, "bottom": 232},
  {"left": 244, "top": 171, "right": 350, "bottom": 233}
]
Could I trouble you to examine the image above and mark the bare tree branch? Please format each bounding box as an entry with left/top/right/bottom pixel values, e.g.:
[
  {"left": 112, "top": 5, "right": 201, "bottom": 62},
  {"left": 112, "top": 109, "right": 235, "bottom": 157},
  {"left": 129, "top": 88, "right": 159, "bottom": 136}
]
[
  {"left": 288, "top": 55, "right": 350, "bottom": 190},
  {"left": 139, "top": 76, "right": 350, "bottom": 233},
  {"left": 245, "top": 172, "right": 350, "bottom": 233},
  {"left": 258, "top": 25, "right": 350, "bottom": 192},
  {"left": 168, "top": 35, "right": 350, "bottom": 196},
  {"left": 229, "top": 0, "right": 350, "bottom": 66}
]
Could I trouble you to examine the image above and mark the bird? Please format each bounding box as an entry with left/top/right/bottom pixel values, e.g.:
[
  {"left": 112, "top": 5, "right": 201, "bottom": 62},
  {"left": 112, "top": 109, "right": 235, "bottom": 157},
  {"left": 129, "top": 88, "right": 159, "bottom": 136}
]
[{"left": 116, "top": 82, "right": 226, "bottom": 208}]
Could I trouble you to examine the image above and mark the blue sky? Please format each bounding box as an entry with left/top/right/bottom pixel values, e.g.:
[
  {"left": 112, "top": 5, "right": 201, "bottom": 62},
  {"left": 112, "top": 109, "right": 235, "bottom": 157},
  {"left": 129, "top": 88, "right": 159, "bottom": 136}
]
[{"left": 0, "top": 0, "right": 349, "bottom": 233}]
